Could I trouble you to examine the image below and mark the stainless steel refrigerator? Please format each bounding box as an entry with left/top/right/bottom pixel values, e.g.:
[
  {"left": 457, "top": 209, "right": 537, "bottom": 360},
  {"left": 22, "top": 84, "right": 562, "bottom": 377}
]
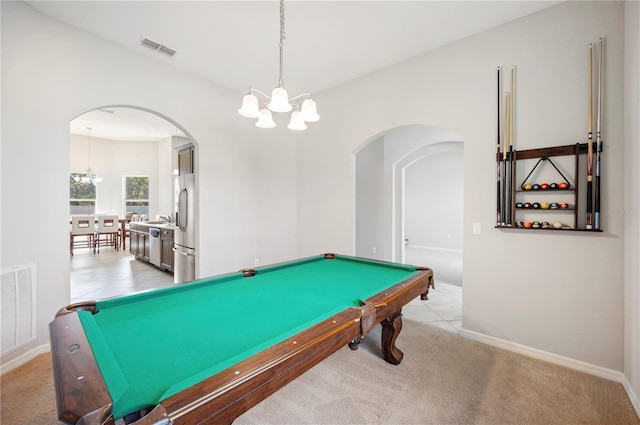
[{"left": 174, "top": 173, "right": 196, "bottom": 284}]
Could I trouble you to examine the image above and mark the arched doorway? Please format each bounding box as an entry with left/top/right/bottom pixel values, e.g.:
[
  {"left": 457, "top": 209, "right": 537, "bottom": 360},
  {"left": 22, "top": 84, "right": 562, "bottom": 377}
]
[
  {"left": 355, "top": 125, "right": 463, "bottom": 333},
  {"left": 69, "top": 105, "right": 197, "bottom": 301}
]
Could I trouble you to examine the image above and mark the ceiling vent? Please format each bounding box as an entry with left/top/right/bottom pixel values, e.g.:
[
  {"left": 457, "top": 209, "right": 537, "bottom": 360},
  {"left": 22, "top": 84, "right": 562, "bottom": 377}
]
[{"left": 139, "top": 37, "right": 176, "bottom": 57}]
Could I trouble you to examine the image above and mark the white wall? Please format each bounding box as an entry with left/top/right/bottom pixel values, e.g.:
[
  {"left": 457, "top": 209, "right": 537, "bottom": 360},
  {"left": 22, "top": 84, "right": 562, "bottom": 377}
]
[
  {"left": 623, "top": 0, "right": 640, "bottom": 411},
  {"left": 1, "top": 1, "right": 297, "bottom": 364},
  {"left": 297, "top": 0, "right": 626, "bottom": 376},
  {"left": 405, "top": 151, "right": 463, "bottom": 250},
  {"left": 355, "top": 137, "right": 385, "bottom": 259}
]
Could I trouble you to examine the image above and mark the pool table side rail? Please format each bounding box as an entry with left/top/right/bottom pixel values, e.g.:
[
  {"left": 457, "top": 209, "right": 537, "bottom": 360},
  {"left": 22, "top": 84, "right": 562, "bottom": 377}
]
[
  {"left": 159, "top": 308, "right": 364, "bottom": 424},
  {"left": 49, "top": 310, "right": 114, "bottom": 425},
  {"left": 365, "top": 267, "right": 435, "bottom": 321},
  {"left": 239, "top": 253, "right": 427, "bottom": 277}
]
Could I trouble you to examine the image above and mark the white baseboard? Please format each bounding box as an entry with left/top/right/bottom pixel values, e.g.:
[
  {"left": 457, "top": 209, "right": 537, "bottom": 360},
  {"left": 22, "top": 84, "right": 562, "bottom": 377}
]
[
  {"left": 622, "top": 375, "right": 640, "bottom": 419},
  {"left": 460, "top": 328, "right": 640, "bottom": 418},
  {"left": 0, "top": 344, "right": 51, "bottom": 375},
  {"left": 460, "top": 328, "right": 624, "bottom": 382}
]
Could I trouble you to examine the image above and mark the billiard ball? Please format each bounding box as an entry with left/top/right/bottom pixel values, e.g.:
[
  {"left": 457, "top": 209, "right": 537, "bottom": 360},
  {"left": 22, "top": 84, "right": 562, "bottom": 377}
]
[
  {"left": 523, "top": 183, "right": 533, "bottom": 190},
  {"left": 553, "top": 222, "right": 563, "bottom": 229},
  {"left": 532, "top": 184, "right": 541, "bottom": 190},
  {"left": 550, "top": 202, "right": 559, "bottom": 209},
  {"left": 541, "top": 221, "right": 550, "bottom": 228},
  {"left": 540, "top": 183, "right": 549, "bottom": 189},
  {"left": 532, "top": 221, "right": 541, "bottom": 228},
  {"left": 550, "top": 183, "right": 558, "bottom": 189},
  {"left": 558, "top": 182, "right": 569, "bottom": 189},
  {"left": 524, "top": 221, "right": 533, "bottom": 228},
  {"left": 541, "top": 202, "right": 550, "bottom": 209},
  {"left": 532, "top": 202, "right": 541, "bottom": 209},
  {"left": 559, "top": 202, "right": 569, "bottom": 209},
  {"left": 516, "top": 202, "right": 524, "bottom": 208}
]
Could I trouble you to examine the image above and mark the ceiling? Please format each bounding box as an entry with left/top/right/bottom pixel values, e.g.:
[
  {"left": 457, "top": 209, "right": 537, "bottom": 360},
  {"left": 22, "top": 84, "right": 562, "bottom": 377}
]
[
  {"left": 28, "top": 0, "right": 560, "bottom": 140},
  {"left": 70, "top": 107, "right": 186, "bottom": 142}
]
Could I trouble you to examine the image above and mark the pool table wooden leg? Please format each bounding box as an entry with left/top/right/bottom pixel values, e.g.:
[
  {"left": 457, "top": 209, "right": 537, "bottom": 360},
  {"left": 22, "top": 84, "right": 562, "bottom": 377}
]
[
  {"left": 381, "top": 311, "right": 403, "bottom": 365},
  {"left": 348, "top": 336, "right": 363, "bottom": 350}
]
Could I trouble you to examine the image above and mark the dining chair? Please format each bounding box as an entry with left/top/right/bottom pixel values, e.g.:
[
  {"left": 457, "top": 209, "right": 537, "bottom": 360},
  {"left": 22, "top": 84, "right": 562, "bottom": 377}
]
[
  {"left": 95, "top": 215, "right": 120, "bottom": 253},
  {"left": 123, "top": 212, "right": 134, "bottom": 249},
  {"left": 70, "top": 216, "right": 95, "bottom": 256}
]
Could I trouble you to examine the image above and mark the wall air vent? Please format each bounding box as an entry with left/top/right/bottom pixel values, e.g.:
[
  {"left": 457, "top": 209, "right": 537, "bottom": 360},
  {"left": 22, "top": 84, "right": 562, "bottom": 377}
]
[{"left": 139, "top": 37, "right": 176, "bottom": 58}]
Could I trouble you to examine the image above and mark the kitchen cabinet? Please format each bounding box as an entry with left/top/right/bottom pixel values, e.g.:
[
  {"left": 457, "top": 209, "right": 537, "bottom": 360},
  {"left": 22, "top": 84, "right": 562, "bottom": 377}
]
[
  {"left": 160, "top": 228, "right": 174, "bottom": 272},
  {"left": 130, "top": 223, "right": 174, "bottom": 272},
  {"left": 178, "top": 146, "right": 194, "bottom": 175},
  {"left": 129, "top": 224, "right": 150, "bottom": 261}
]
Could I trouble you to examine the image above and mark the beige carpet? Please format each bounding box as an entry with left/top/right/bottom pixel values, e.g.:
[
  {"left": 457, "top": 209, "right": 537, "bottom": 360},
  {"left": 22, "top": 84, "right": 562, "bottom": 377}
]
[{"left": 2, "top": 320, "right": 638, "bottom": 425}]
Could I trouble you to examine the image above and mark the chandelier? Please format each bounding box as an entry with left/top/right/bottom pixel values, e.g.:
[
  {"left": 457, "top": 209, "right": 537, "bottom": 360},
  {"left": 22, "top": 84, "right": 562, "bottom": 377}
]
[
  {"left": 80, "top": 127, "right": 102, "bottom": 185},
  {"left": 238, "top": 0, "right": 319, "bottom": 130}
]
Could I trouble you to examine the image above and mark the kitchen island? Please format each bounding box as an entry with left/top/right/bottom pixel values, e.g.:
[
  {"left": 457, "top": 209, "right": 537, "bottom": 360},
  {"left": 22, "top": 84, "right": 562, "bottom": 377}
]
[{"left": 129, "top": 222, "right": 174, "bottom": 273}]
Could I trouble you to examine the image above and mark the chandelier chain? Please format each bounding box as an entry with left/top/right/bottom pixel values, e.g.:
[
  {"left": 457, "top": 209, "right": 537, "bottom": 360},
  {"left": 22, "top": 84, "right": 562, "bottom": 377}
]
[
  {"left": 237, "top": 0, "right": 319, "bottom": 129},
  {"left": 278, "top": 0, "right": 285, "bottom": 86},
  {"left": 280, "top": 0, "right": 286, "bottom": 49}
]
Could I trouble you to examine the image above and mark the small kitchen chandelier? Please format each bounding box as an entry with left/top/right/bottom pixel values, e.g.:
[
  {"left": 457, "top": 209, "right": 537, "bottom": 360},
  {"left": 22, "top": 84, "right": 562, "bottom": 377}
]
[
  {"left": 238, "top": 0, "right": 319, "bottom": 130},
  {"left": 80, "top": 127, "right": 102, "bottom": 185}
]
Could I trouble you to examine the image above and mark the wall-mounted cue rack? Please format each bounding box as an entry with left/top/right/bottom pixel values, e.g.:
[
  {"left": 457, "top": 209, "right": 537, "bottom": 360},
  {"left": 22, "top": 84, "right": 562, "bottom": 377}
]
[
  {"left": 495, "top": 38, "right": 605, "bottom": 233},
  {"left": 495, "top": 143, "right": 604, "bottom": 232}
]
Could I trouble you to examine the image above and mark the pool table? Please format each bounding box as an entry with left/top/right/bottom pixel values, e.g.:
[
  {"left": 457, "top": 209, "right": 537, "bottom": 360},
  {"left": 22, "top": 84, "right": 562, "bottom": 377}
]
[{"left": 50, "top": 253, "right": 434, "bottom": 425}]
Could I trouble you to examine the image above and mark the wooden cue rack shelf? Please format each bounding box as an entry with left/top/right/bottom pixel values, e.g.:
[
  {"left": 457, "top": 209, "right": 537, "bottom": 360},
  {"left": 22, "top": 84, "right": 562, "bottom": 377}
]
[{"left": 496, "top": 142, "right": 603, "bottom": 232}]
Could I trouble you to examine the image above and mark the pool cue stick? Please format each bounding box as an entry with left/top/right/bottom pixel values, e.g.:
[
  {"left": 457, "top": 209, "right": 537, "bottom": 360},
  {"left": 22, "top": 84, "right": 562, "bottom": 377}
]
[
  {"left": 508, "top": 66, "right": 515, "bottom": 226},
  {"left": 586, "top": 43, "right": 594, "bottom": 230},
  {"left": 502, "top": 92, "right": 509, "bottom": 226},
  {"left": 594, "top": 38, "right": 603, "bottom": 230},
  {"left": 497, "top": 67, "right": 502, "bottom": 226}
]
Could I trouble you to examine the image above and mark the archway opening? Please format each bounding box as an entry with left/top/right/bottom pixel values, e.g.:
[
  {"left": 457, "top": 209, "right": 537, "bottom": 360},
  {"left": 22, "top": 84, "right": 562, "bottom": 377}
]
[
  {"left": 69, "top": 105, "right": 197, "bottom": 301},
  {"left": 354, "top": 124, "right": 463, "bottom": 333}
]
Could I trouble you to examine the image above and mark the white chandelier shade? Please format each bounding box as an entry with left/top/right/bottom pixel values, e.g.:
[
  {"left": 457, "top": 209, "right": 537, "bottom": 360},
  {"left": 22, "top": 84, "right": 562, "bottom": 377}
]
[
  {"left": 238, "top": 0, "right": 319, "bottom": 130},
  {"left": 267, "top": 87, "right": 292, "bottom": 113},
  {"left": 287, "top": 110, "right": 307, "bottom": 131},
  {"left": 300, "top": 98, "right": 320, "bottom": 122},
  {"left": 256, "top": 107, "right": 276, "bottom": 129},
  {"left": 238, "top": 92, "right": 260, "bottom": 118}
]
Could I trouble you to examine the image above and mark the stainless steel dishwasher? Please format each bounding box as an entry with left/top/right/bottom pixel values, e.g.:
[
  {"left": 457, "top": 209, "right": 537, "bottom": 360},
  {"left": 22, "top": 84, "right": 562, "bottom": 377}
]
[{"left": 149, "top": 227, "right": 162, "bottom": 267}]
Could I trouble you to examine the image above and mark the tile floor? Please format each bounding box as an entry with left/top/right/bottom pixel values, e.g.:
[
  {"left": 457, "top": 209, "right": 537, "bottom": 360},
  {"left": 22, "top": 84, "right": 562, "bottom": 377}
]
[
  {"left": 70, "top": 245, "right": 174, "bottom": 303},
  {"left": 70, "top": 244, "right": 463, "bottom": 334}
]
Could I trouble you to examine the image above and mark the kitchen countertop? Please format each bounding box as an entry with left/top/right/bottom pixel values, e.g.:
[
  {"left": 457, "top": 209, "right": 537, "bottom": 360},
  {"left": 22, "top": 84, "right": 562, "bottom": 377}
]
[{"left": 132, "top": 221, "right": 175, "bottom": 230}]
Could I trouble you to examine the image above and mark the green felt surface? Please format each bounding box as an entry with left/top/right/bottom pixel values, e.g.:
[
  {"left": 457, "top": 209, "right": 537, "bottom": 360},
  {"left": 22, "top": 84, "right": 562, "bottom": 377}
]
[{"left": 79, "top": 255, "right": 418, "bottom": 420}]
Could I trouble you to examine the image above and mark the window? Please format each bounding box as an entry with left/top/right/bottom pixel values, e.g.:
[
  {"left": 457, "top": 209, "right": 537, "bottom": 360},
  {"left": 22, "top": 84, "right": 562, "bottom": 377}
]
[
  {"left": 124, "top": 176, "right": 149, "bottom": 218},
  {"left": 70, "top": 173, "right": 96, "bottom": 215}
]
